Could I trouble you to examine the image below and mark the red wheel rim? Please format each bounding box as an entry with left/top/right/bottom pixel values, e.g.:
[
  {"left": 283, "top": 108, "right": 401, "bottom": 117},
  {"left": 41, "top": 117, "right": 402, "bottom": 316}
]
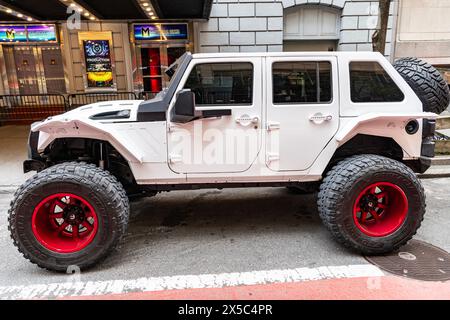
[
  {"left": 353, "top": 182, "right": 408, "bottom": 237},
  {"left": 32, "top": 193, "right": 98, "bottom": 253}
]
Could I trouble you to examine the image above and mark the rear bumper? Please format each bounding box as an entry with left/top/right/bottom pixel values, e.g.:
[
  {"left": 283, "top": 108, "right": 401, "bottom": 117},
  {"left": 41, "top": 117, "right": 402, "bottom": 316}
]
[
  {"left": 409, "top": 118, "right": 437, "bottom": 174},
  {"left": 421, "top": 118, "right": 436, "bottom": 158}
]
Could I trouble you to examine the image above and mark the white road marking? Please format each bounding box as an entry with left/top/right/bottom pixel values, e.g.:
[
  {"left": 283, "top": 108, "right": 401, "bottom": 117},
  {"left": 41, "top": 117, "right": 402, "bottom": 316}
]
[{"left": 0, "top": 264, "right": 384, "bottom": 299}]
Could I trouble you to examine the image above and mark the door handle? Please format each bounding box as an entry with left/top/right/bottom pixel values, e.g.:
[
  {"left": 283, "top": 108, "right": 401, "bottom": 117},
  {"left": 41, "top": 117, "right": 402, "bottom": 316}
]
[
  {"left": 235, "top": 115, "right": 259, "bottom": 127},
  {"left": 309, "top": 113, "right": 333, "bottom": 124}
]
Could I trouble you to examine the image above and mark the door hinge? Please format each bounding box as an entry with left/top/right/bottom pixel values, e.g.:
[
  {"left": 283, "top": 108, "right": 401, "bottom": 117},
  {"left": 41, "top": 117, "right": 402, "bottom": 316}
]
[{"left": 169, "top": 154, "right": 183, "bottom": 163}]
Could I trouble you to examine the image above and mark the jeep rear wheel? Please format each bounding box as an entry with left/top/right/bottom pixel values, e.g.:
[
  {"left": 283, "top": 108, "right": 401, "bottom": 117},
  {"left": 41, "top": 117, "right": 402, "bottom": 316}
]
[
  {"left": 8, "top": 162, "right": 129, "bottom": 272},
  {"left": 393, "top": 57, "right": 450, "bottom": 114},
  {"left": 318, "top": 155, "right": 425, "bottom": 255}
]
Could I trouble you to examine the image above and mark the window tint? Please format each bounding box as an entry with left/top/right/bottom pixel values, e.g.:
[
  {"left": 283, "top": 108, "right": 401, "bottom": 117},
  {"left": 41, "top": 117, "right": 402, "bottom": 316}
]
[
  {"left": 350, "top": 61, "right": 404, "bottom": 103},
  {"left": 183, "top": 63, "right": 253, "bottom": 105},
  {"left": 272, "top": 61, "right": 332, "bottom": 104}
]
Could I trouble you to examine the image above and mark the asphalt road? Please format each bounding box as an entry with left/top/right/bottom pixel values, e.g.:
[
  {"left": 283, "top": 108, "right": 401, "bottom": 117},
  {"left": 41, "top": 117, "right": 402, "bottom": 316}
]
[{"left": 0, "top": 178, "right": 449, "bottom": 287}]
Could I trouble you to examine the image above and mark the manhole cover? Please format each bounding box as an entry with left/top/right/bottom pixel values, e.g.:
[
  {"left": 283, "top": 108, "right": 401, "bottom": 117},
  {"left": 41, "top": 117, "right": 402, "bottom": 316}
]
[{"left": 365, "top": 240, "right": 450, "bottom": 281}]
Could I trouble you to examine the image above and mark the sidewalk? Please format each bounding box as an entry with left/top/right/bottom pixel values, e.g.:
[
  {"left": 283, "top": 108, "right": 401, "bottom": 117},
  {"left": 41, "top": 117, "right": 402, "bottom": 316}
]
[{"left": 0, "top": 126, "right": 34, "bottom": 190}]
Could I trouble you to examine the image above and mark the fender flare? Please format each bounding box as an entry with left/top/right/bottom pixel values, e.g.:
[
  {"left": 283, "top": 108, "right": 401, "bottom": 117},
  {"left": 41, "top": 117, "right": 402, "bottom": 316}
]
[
  {"left": 335, "top": 112, "right": 438, "bottom": 145},
  {"left": 335, "top": 112, "right": 437, "bottom": 158},
  {"left": 32, "top": 119, "right": 144, "bottom": 163}
]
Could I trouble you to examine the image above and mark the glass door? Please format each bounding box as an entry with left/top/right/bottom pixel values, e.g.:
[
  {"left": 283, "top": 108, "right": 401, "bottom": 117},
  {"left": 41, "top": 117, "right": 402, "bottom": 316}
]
[
  {"left": 40, "top": 46, "right": 66, "bottom": 94},
  {"left": 135, "top": 44, "right": 187, "bottom": 97},
  {"left": 141, "top": 47, "right": 163, "bottom": 93},
  {"left": 12, "top": 46, "right": 40, "bottom": 95},
  {"left": 2, "top": 44, "right": 66, "bottom": 95}
]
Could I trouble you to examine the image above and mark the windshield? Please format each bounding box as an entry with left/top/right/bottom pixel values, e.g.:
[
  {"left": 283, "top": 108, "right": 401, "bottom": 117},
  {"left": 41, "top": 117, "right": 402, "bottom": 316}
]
[{"left": 165, "top": 53, "right": 187, "bottom": 89}]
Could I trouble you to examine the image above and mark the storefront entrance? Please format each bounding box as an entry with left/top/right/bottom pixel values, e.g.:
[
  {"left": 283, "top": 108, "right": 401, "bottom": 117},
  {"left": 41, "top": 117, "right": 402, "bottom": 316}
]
[
  {"left": 135, "top": 44, "right": 187, "bottom": 94},
  {"left": 1, "top": 44, "right": 66, "bottom": 95},
  {"left": 131, "top": 22, "right": 191, "bottom": 96}
]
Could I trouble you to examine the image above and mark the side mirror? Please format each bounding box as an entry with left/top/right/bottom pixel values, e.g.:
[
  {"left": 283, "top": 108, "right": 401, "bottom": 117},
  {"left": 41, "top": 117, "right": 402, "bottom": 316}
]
[{"left": 170, "top": 89, "right": 198, "bottom": 123}]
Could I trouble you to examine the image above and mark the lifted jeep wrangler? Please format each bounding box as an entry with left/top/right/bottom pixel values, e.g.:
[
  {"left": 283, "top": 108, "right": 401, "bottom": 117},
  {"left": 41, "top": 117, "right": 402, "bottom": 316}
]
[{"left": 9, "top": 52, "right": 450, "bottom": 271}]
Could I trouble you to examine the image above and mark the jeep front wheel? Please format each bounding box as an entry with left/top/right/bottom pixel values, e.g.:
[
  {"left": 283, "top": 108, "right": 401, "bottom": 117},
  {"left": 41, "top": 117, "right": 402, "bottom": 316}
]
[
  {"left": 318, "top": 155, "right": 425, "bottom": 255},
  {"left": 8, "top": 162, "right": 129, "bottom": 272}
]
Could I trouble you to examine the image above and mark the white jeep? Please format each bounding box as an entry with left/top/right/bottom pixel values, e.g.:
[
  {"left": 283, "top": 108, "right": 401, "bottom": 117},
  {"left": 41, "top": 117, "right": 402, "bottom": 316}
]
[{"left": 9, "top": 52, "right": 450, "bottom": 271}]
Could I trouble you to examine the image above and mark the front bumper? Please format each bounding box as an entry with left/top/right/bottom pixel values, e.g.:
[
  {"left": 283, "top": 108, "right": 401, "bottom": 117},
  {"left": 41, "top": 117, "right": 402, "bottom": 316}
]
[{"left": 24, "top": 127, "right": 45, "bottom": 173}]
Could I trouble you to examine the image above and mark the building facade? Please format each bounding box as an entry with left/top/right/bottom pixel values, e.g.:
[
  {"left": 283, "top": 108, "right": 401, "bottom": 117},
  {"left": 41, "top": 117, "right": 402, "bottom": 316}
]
[
  {"left": 195, "top": 0, "right": 395, "bottom": 58},
  {"left": 2, "top": 0, "right": 449, "bottom": 99},
  {"left": 394, "top": 0, "right": 450, "bottom": 83}
]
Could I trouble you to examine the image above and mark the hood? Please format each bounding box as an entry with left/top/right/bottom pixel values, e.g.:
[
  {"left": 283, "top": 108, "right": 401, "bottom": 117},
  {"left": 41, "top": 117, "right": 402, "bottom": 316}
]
[{"left": 32, "top": 100, "right": 143, "bottom": 132}]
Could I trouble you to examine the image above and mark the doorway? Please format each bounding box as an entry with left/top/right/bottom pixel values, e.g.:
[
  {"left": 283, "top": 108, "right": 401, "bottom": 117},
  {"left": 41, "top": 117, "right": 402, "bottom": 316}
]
[
  {"left": 283, "top": 5, "right": 341, "bottom": 53},
  {"left": 2, "top": 44, "right": 66, "bottom": 95},
  {"left": 135, "top": 44, "right": 187, "bottom": 94}
]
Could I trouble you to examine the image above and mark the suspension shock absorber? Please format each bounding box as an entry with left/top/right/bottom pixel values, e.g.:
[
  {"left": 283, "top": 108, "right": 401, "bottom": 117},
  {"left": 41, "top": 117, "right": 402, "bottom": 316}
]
[{"left": 99, "top": 142, "right": 105, "bottom": 169}]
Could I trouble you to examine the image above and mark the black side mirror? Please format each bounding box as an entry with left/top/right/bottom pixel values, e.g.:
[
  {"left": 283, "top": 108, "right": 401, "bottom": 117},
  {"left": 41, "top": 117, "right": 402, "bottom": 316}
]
[{"left": 170, "top": 89, "right": 198, "bottom": 123}]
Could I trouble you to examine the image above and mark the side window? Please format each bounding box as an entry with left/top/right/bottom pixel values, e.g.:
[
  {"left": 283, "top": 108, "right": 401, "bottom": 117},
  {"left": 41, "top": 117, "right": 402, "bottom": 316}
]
[
  {"left": 350, "top": 61, "right": 404, "bottom": 103},
  {"left": 183, "top": 62, "right": 253, "bottom": 106},
  {"left": 272, "top": 61, "right": 332, "bottom": 104}
]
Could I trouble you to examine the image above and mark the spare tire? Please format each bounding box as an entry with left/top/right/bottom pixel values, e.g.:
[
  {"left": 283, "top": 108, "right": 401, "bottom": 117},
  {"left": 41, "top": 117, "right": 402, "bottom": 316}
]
[{"left": 393, "top": 57, "right": 450, "bottom": 114}]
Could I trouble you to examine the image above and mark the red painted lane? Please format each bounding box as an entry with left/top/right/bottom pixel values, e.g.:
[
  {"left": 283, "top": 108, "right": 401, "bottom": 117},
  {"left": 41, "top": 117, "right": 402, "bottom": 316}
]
[{"left": 64, "top": 276, "right": 450, "bottom": 300}]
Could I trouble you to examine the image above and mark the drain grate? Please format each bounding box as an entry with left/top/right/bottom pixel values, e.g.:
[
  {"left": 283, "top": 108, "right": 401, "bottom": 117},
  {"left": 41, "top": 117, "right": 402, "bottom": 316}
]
[{"left": 365, "top": 240, "right": 450, "bottom": 281}]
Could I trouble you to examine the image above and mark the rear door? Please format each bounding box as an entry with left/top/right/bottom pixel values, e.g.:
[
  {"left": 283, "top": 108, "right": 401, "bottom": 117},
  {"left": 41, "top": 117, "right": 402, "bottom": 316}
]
[{"left": 265, "top": 56, "right": 339, "bottom": 171}]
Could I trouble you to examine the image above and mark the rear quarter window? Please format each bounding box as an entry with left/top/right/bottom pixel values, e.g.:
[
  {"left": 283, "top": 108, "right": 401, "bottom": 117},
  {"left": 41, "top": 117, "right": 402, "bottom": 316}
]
[{"left": 350, "top": 61, "right": 404, "bottom": 103}]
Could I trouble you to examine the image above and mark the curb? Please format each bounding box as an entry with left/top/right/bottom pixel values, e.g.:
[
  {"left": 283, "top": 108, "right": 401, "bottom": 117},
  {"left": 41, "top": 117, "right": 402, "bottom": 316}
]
[
  {"left": 418, "top": 172, "right": 450, "bottom": 179},
  {"left": 431, "top": 156, "right": 450, "bottom": 166}
]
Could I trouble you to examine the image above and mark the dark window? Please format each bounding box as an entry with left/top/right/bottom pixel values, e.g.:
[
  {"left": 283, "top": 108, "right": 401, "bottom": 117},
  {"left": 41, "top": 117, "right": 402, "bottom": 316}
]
[
  {"left": 350, "top": 61, "right": 404, "bottom": 103},
  {"left": 272, "top": 61, "right": 332, "bottom": 104},
  {"left": 184, "top": 63, "right": 253, "bottom": 105}
]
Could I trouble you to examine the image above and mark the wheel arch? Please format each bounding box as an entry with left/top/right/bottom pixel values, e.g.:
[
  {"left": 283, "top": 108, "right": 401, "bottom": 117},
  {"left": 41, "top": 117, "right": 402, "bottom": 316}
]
[
  {"left": 37, "top": 137, "right": 141, "bottom": 196},
  {"left": 34, "top": 119, "right": 143, "bottom": 163},
  {"left": 330, "top": 134, "right": 404, "bottom": 165},
  {"left": 325, "top": 134, "right": 425, "bottom": 174}
]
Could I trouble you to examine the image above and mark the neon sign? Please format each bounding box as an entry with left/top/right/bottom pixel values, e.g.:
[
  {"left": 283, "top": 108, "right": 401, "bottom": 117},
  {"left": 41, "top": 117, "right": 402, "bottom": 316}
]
[
  {"left": 0, "top": 25, "right": 57, "bottom": 43},
  {"left": 134, "top": 24, "right": 188, "bottom": 41}
]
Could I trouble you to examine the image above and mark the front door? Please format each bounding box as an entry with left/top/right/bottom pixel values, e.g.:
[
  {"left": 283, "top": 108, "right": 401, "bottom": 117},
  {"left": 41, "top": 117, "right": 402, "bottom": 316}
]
[
  {"left": 41, "top": 46, "right": 66, "bottom": 94},
  {"left": 167, "top": 57, "right": 262, "bottom": 174},
  {"left": 265, "top": 56, "right": 339, "bottom": 171},
  {"left": 13, "top": 46, "right": 40, "bottom": 95}
]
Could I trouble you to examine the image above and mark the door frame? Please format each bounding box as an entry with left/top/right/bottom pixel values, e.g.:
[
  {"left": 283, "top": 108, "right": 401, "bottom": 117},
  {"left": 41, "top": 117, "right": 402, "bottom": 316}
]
[
  {"left": 166, "top": 56, "right": 264, "bottom": 174},
  {"left": 264, "top": 55, "right": 340, "bottom": 171},
  {"left": 132, "top": 42, "right": 189, "bottom": 93}
]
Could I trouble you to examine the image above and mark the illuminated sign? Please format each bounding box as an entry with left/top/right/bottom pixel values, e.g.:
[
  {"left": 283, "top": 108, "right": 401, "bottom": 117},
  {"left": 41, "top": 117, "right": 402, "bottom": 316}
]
[
  {"left": 27, "top": 25, "right": 57, "bottom": 42},
  {"left": 0, "top": 26, "right": 27, "bottom": 42},
  {"left": 83, "top": 40, "right": 113, "bottom": 88},
  {"left": 0, "top": 25, "right": 57, "bottom": 43},
  {"left": 134, "top": 24, "right": 188, "bottom": 41}
]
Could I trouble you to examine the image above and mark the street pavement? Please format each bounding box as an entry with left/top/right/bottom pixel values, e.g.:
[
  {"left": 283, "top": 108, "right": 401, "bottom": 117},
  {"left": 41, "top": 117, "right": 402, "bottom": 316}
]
[
  {"left": 0, "top": 178, "right": 449, "bottom": 299},
  {"left": 0, "top": 124, "right": 449, "bottom": 299}
]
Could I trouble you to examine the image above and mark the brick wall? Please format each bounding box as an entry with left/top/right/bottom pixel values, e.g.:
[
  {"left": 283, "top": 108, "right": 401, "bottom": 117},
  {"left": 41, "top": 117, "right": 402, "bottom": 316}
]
[
  {"left": 196, "top": 0, "right": 396, "bottom": 58},
  {"left": 196, "top": 0, "right": 284, "bottom": 53},
  {"left": 339, "top": 0, "right": 394, "bottom": 58}
]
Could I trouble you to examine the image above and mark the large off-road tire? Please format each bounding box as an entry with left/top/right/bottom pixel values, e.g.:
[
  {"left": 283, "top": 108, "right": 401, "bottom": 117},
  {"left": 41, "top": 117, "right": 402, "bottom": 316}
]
[
  {"left": 318, "top": 155, "right": 425, "bottom": 255},
  {"left": 393, "top": 57, "right": 450, "bottom": 114},
  {"left": 8, "top": 162, "right": 129, "bottom": 272}
]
